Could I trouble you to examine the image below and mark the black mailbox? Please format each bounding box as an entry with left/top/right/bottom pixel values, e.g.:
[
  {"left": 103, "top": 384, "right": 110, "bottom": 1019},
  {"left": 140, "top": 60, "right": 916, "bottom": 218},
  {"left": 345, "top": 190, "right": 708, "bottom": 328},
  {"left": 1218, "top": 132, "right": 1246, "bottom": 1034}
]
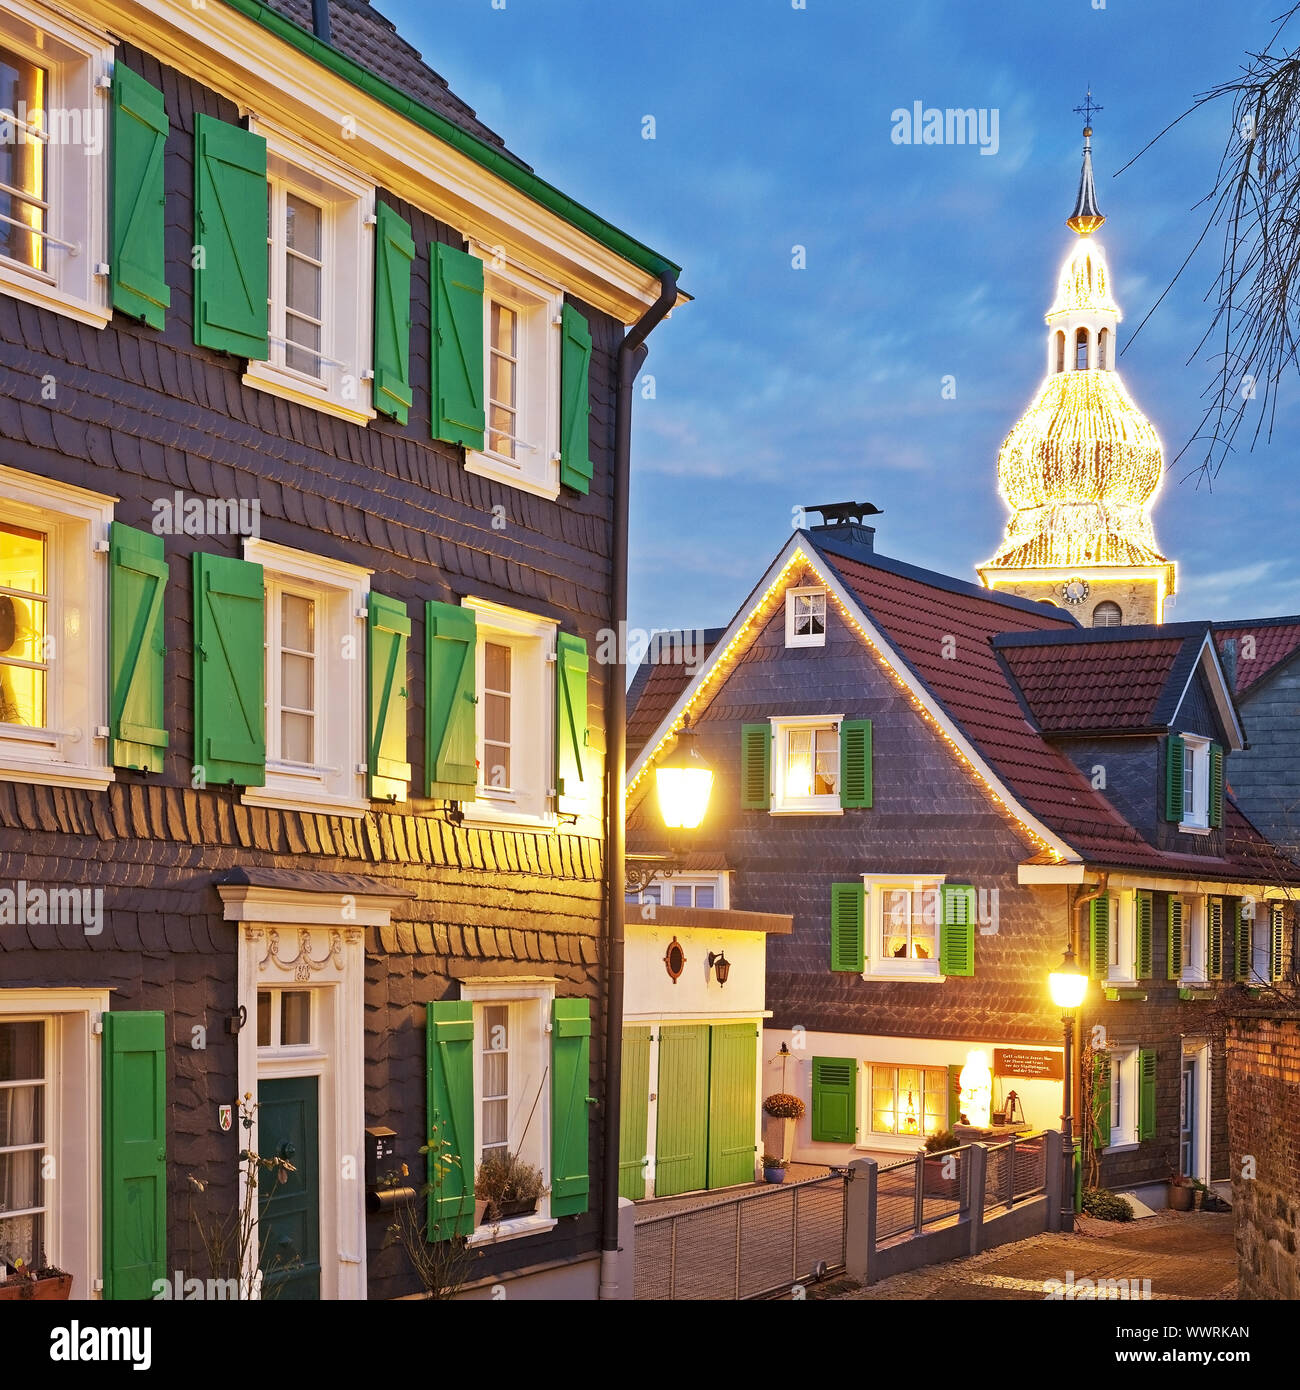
[{"left": 364, "top": 1125, "right": 397, "bottom": 1187}]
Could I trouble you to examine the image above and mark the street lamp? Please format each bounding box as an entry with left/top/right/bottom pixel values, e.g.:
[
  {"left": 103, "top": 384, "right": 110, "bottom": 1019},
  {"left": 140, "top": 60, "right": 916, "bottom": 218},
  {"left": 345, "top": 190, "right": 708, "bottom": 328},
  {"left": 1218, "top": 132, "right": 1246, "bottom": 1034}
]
[
  {"left": 655, "top": 719, "right": 714, "bottom": 833},
  {"left": 1048, "top": 943, "right": 1087, "bottom": 1225}
]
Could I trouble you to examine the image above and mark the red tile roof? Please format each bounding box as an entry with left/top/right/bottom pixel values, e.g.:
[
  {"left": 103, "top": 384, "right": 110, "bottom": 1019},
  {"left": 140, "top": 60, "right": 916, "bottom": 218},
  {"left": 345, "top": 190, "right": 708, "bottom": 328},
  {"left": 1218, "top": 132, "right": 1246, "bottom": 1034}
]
[
  {"left": 1214, "top": 620, "right": 1300, "bottom": 694},
  {"left": 626, "top": 629, "right": 723, "bottom": 763},
  {"left": 999, "top": 636, "right": 1186, "bottom": 732},
  {"left": 811, "top": 538, "right": 1296, "bottom": 883}
]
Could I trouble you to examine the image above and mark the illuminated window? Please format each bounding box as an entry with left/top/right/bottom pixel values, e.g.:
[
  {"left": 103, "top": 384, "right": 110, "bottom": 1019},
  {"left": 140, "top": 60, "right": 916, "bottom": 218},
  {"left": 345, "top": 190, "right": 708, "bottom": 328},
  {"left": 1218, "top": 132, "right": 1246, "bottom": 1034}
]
[
  {"left": 0, "top": 523, "right": 47, "bottom": 729},
  {"left": 785, "top": 587, "right": 826, "bottom": 647},
  {"left": 770, "top": 715, "right": 840, "bottom": 812},
  {"left": 1092, "top": 601, "right": 1122, "bottom": 627},
  {"left": 870, "top": 1063, "right": 947, "bottom": 1138},
  {"left": 0, "top": 46, "right": 47, "bottom": 273},
  {"left": 863, "top": 876, "right": 945, "bottom": 978},
  {"left": 1075, "top": 327, "right": 1089, "bottom": 370}
]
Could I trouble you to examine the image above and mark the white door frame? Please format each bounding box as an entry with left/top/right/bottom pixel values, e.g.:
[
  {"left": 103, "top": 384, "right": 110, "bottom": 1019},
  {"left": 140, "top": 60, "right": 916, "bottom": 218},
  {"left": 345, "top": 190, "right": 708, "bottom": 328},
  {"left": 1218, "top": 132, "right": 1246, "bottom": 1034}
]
[
  {"left": 220, "top": 883, "right": 406, "bottom": 1300},
  {"left": 1180, "top": 1037, "right": 1212, "bottom": 1183}
]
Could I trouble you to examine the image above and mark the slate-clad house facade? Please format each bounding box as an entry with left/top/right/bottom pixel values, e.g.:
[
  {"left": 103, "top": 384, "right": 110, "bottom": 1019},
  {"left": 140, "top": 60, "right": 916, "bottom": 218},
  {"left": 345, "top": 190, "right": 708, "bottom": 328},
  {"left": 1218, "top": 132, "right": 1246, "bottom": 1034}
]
[
  {"left": 627, "top": 521, "right": 1299, "bottom": 1204},
  {"left": 0, "top": 0, "right": 680, "bottom": 1299}
]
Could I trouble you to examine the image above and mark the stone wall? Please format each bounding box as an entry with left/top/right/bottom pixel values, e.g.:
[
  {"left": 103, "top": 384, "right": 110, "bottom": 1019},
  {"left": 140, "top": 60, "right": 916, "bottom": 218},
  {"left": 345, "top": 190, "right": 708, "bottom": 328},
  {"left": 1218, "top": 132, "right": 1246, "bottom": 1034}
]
[{"left": 1225, "top": 1012, "right": 1300, "bottom": 1299}]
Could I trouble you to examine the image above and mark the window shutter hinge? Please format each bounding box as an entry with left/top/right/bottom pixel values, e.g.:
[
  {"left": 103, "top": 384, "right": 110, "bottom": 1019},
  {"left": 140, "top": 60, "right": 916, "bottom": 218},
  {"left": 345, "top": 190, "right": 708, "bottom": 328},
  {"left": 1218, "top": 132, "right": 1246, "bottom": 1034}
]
[
  {"left": 363, "top": 213, "right": 378, "bottom": 227},
  {"left": 356, "top": 763, "right": 368, "bottom": 775},
  {"left": 94, "top": 725, "right": 110, "bottom": 739},
  {"left": 93, "top": 262, "right": 110, "bottom": 278},
  {"left": 546, "top": 651, "right": 558, "bottom": 664},
  {"left": 361, "top": 369, "right": 375, "bottom": 381},
  {"left": 93, "top": 1277, "right": 104, "bottom": 1292},
  {"left": 94, "top": 74, "right": 112, "bottom": 91},
  {"left": 551, "top": 314, "right": 564, "bottom": 327},
  {"left": 355, "top": 606, "right": 369, "bottom": 620},
  {"left": 550, "top": 451, "right": 562, "bottom": 463},
  {"left": 548, "top": 787, "right": 557, "bottom": 798},
  {"left": 92, "top": 1018, "right": 103, "bottom": 1035},
  {"left": 93, "top": 538, "right": 110, "bottom": 553}
]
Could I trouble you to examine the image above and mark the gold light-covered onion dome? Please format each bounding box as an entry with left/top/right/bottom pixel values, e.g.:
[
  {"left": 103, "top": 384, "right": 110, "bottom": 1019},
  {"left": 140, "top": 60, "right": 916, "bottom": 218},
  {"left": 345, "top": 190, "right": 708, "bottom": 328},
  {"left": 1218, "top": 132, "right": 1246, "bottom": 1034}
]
[{"left": 984, "top": 114, "right": 1168, "bottom": 574}]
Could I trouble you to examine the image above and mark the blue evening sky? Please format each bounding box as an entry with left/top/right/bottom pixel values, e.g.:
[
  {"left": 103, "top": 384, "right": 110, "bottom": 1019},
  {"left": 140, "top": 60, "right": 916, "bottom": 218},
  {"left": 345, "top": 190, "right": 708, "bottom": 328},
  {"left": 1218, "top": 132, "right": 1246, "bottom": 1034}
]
[{"left": 384, "top": 0, "right": 1300, "bottom": 634}]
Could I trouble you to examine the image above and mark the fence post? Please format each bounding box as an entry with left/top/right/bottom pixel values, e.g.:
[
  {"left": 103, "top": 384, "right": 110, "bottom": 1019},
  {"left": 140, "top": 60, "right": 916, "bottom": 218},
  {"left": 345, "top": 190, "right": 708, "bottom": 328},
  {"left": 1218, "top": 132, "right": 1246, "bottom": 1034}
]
[
  {"left": 967, "top": 1143, "right": 988, "bottom": 1255},
  {"left": 1045, "top": 1128, "right": 1064, "bottom": 1233},
  {"left": 845, "top": 1157, "right": 877, "bottom": 1286},
  {"left": 1006, "top": 1134, "right": 1016, "bottom": 1210},
  {"left": 912, "top": 1152, "right": 925, "bottom": 1234}
]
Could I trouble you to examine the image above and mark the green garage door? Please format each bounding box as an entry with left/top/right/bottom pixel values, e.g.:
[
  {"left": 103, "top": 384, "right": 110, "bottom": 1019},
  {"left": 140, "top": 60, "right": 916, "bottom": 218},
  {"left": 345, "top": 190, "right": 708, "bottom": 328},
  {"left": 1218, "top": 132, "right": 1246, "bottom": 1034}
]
[
  {"left": 654, "top": 1024, "right": 710, "bottom": 1197},
  {"left": 707, "top": 1023, "right": 758, "bottom": 1190},
  {"left": 619, "top": 1025, "right": 652, "bottom": 1200}
]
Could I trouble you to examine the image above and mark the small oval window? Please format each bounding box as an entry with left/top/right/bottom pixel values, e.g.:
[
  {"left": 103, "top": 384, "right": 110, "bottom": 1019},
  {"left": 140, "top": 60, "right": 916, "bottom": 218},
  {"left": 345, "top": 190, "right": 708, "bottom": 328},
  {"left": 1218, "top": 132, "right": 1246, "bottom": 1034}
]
[{"left": 664, "top": 937, "right": 686, "bottom": 984}]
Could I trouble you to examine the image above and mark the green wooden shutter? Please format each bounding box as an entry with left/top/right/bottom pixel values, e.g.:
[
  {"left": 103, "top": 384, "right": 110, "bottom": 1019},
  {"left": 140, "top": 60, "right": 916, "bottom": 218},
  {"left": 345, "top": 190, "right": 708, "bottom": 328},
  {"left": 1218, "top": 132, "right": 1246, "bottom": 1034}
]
[
  {"left": 430, "top": 242, "right": 485, "bottom": 448},
  {"left": 1137, "top": 1049, "right": 1157, "bottom": 1142},
  {"left": 1208, "top": 744, "right": 1225, "bottom": 828},
  {"left": 1091, "top": 1054, "right": 1111, "bottom": 1153},
  {"left": 618, "top": 1026, "right": 652, "bottom": 1201},
  {"left": 707, "top": 1024, "right": 759, "bottom": 1189},
  {"left": 192, "top": 552, "right": 265, "bottom": 787},
  {"left": 426, "top": 1001, "right": 474, "bottom": 1239},
  {"left": 193, "top": 113, "right": 268, "bottom": 357},
  {"left": 810, "top": 1056, "right": 856, "bottom": 1143},
  {"left": 551, "top": 998, "right": 592, "bottom": 1217},
  {"left": 1164, "top": 733, "right": 1185, "bottom": 822},
  {"left": 947, "top": 1063, "right": 963, "bottom": 1128},
  {"left": 839, "top": 719, "right": 872, "bottom": 808},
  {"left": 559, "top": 302, "right": 593, "bottom": 493},
  {"left": 102, "top": 1011, "right": 166, "bottom": 1299},
  {"left": 367, "top": 593, "right": 411, "bottom": 802},
  {"left": 740, "top": 723, "right": 771, "bottom": 810},
  {"left": 1208, "top": 897, "right": 1224, "bottom": 979},
  {"left": 940, "top": 883, "right": 976, "bottom": 977},
  {"left": 1167, "top": 897, "right": 1184, "bottom": 981},
  {"left": 110, "top": 64, "right": 169, "bottom": 330},
  {"left": 371, "top": 202, "right": 415, "bottom": 423},
  {"left": 1089, "top": 895, "right": 1110, "bottom": 980},
  {"left": 830, "top": 882, "right": 865, "bottom": 973},
  {"left": 1233, "top": 901, "right": 1251, "bottom": 982},
  {"left": 109, "top": 522, "right": 169, "bottom": 774},
  {"left": 1135, "top": 891, "right": 1153, "bottom": 980},
  {"left": 1270, "top": 904, "right": 1285, "bottom": 984},
  {"left": 556, "top": 632, "right": 589, "bottom": 814},
  {"left": 425, "top": 600, "right": 477, "bottom": 799}
]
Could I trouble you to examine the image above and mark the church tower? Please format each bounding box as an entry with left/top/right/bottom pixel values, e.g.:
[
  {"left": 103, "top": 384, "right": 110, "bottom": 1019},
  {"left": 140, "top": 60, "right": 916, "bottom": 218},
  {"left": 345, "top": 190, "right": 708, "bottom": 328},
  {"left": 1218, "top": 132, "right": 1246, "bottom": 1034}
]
[{"left": 977, "top": 105, "right": 1176, "bottom": 626}]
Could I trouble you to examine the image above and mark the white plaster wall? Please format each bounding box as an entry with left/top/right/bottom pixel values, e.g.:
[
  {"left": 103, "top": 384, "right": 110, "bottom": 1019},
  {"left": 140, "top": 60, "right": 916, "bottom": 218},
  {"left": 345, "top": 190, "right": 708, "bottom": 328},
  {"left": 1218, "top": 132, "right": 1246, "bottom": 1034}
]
[{"left": 624, "top": 923, "right": 769, "bottom": 1021}]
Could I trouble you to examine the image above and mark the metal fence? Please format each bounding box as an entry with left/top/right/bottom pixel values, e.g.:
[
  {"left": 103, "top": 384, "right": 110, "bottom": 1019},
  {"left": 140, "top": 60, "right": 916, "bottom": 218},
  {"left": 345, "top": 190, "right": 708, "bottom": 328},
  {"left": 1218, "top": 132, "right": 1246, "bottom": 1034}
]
[
  {"left": 983, "top": 1132, "right": 1048, "bottom": 1211},
  {"left": 874, "top": 1147, "right": 972, "bottom": 1243},
  {"left": 634, "top": 1172, "right": 847, "bottom": 1300}
]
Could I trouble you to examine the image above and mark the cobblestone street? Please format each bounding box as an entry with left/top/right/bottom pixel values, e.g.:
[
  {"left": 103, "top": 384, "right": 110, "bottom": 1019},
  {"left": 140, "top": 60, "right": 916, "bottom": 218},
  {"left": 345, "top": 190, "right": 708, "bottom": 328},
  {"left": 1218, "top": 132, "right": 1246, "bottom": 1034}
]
[{"left": 825, "top": 1210, "right": 1236, "bottom": 1301}]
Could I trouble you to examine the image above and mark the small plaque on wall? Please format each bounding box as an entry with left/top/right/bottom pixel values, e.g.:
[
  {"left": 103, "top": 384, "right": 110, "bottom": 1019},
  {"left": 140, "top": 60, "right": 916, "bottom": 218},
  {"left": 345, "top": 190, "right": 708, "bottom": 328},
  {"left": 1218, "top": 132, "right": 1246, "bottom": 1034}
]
[{"left": 994, "top": 1047, "right": 1062, "bottom": 1080}]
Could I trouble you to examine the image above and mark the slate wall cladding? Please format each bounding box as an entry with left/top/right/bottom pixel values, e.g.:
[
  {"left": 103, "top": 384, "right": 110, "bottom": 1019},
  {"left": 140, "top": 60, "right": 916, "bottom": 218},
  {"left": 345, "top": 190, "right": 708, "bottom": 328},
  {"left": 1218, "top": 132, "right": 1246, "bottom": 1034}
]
[
  {"left": 629, "top": 567, "right": 1066, "bottom": 1045},
  {"left": 1233, "top": 661, "right": 1300, "bottom": 856},
  {"left": 0, "top": 44, "right": 619, "bottom": 1296}
]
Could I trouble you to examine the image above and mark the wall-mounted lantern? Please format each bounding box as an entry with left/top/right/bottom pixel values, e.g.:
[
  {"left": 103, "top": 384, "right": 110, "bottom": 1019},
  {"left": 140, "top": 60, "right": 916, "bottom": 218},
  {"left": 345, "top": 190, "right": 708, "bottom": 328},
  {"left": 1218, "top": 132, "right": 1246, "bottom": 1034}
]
[{"left": 707, "top": 950, "right": 731, "bottom": 986}]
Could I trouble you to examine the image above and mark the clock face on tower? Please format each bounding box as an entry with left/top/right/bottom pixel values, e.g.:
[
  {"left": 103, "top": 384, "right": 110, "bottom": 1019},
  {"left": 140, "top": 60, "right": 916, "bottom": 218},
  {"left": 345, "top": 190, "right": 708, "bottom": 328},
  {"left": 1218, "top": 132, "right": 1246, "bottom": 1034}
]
[{"left": 1061, "top": 578, "right": 1091, "bottom": 605}]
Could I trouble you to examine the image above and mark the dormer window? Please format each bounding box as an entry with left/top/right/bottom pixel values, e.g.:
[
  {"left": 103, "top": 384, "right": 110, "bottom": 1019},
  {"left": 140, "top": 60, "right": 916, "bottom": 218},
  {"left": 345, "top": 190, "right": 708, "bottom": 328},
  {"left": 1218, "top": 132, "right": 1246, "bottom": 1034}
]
[
  {"left": 1166, "top": 732, "right": 1221, "bottom": 833},
  {"left": 785, "top": 587, "right": 826, "bottom": 648}
]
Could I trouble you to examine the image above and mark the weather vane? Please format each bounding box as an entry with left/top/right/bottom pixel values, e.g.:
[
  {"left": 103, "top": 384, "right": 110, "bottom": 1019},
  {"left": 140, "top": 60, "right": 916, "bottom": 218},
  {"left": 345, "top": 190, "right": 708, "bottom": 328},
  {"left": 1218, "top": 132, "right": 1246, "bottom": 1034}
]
[{"left": 1073, "top": 89, "right": 1102, "bottom": 129}]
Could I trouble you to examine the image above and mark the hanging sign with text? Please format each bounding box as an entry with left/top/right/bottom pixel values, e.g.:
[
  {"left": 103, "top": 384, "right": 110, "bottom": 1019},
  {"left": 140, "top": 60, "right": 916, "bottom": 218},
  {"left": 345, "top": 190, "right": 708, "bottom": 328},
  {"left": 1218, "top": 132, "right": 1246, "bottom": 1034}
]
[{"left": 993, "top": 1048, "right": 1063, "bottom": 1080}]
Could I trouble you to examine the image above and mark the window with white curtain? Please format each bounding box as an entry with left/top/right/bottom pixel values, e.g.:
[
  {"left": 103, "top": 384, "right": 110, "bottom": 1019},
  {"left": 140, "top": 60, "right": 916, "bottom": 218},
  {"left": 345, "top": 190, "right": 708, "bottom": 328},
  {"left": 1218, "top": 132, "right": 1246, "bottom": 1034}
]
[{"left": 0, "top": 1019, "right": 46, "bottom": 1271}]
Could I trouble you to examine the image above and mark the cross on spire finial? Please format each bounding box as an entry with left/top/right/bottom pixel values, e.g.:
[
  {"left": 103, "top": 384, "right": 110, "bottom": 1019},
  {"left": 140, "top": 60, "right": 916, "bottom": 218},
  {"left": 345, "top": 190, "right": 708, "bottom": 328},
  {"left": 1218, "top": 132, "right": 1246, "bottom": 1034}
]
[{"left": 1073, "top": 89, "right": 1102, "bottom": 130}]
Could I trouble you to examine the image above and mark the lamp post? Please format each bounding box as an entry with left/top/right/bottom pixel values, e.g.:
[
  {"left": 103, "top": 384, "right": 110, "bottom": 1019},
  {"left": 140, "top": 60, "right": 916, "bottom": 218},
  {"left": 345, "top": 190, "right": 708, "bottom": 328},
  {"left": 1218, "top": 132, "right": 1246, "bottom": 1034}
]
[{"left": 1048, "top": 943, "right": 1087, "bottom": 1225}]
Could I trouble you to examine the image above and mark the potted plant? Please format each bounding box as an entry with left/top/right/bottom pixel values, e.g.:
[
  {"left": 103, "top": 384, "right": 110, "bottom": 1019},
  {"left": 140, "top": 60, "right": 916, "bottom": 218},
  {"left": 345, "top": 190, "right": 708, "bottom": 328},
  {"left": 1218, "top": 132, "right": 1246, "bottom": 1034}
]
[
  {"left": 474, "top": 1150, "right": 548, "bottom": 1224},
  {"left": 1169, "top": 1173, "right": 1196, "bottom": 1211},
  {"left": 0, "top": 1256, "right": 72, "bottom": 1301},
  {"left": 922, "top": 1130, "right": 961, "bottom": 1199},
  {"left": 762, "top": 1153, "right": 787, "bottom": 1184},
  {"left": 762, "top": 1093, "right": 805, "bottom": 1163}
]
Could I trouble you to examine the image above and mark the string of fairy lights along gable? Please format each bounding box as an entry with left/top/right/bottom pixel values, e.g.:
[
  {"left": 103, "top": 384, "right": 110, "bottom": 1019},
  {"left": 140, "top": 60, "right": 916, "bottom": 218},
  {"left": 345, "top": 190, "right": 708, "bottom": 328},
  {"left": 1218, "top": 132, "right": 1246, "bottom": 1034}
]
[{"left": 630, "top": 548, "right": 1066, "bottom": 864}]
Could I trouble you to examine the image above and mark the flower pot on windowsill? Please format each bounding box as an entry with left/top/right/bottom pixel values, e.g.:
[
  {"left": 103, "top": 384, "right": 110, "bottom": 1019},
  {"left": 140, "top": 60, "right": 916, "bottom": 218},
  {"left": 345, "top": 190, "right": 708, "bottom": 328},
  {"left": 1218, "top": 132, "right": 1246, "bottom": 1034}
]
[
  {"left": 0, "top": 1273, "right": 72, "bottom": 1301},
  {"left": 483, "top": 1196, "right": 539, "bottom": 1224}
]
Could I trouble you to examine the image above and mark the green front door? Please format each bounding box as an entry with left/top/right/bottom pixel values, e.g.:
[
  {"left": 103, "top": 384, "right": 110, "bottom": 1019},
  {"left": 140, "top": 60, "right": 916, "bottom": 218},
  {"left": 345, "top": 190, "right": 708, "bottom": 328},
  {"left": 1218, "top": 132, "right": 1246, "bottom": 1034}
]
[
  {"left": 707, "top": 1023, "right": 758, "bottom": 1189},
  {"left": 619, "top": 1026, "right": 652, "bottom": 1200},
  {"left": 654, "top": 1025, "right": 710, "bottom": 1197},
  {"left": 258, "top": 1076, "right": 321, "bottom": 1300}
]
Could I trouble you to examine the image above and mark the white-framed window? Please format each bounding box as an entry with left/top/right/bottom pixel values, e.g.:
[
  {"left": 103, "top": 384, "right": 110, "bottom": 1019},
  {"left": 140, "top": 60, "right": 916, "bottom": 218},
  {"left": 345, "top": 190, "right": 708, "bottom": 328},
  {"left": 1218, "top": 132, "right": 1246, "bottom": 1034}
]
[
  {"left": 461, "top": 977, "right": 556, "bottom": 1246},
  {"left": 1179, "top": 733, "right": 1210, "bottom": 832},
  {"left": 0, "top": 465, "right": 112, "bottom": 791},
  {"left": 625, "top": 873, "right": 728, "bottom": 910},
  {"left": 244, "top": 122, "right": 375, "bottom": 424},
  {"left": 1246, "top": 900, "right": 1270, "bottom": 983},
  {"left": 467, "top": 599, "right": 556, "bottom": 829},
  {"left": 255, "top": 987, "right": 315, "bottom": 1050},
  {"left": 1105, "top": 890, "right": 1137, "bottom": 984},
  {"left": 0, "top": 3, "right": 110, "bottom": 328},
  {"left": 864, "top": 875, "right": 944, "bottom": 980},
  {"left": 1178, "top": 894, "right": 1207, "bottom": 984},
  {"left": 1106, "top": 1047, "right": 1139, "bottom": 1149},
  {"left": 242, "top": 538, "right": 369, "bottom": 816},
  {"left": 0, "top": 990, "right": 105, "bottom": 1295},
  {"left": 785, "top": 587, "right": 827, "bottom": 648},
  {"left": 465, "top": 251, "right": 563, "bottom": 500},
  {"left": 770, "top": 714, "right": 841, "bottom": 814},
  {"left": 867, "top": 1063, "right": 947, "bottom": 1139}
]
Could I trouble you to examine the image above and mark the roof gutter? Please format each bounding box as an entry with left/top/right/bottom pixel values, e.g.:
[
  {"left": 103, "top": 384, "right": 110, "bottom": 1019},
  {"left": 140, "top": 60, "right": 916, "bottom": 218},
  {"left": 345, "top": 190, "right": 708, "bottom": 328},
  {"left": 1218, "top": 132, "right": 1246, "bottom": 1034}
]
[
  {"left": 218, "top": 0, "right": 680, "bottom": 281},
  {"left": 599, "top": 268, "right": 678, "bottom": 1298}
]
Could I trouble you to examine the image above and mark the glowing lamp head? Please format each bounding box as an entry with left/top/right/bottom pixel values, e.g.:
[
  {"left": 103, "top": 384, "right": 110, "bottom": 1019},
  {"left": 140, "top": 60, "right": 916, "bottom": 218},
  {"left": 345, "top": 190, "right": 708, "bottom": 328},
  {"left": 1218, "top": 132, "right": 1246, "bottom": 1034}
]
[
  {"left": 1049, "top": 946, "right": 1088, "bottom": 1010},
  {"left": 655, "top": 723, "right": 714, "bottom": 832},
  {"left": 958, "top": 1050, "right": 993, "bottom": 1130}
]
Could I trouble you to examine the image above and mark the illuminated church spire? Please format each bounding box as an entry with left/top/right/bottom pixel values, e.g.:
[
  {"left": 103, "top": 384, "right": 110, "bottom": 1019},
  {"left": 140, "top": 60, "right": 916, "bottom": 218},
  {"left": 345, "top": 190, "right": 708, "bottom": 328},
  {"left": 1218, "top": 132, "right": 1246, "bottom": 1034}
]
[{"left": 977, "top": 102, "right": 1176, "bottom": 626}]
